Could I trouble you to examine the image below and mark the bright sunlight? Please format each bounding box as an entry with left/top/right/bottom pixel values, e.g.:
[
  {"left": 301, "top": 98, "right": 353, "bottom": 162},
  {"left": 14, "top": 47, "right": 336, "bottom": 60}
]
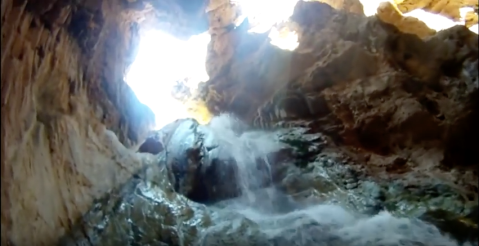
[
  {"left": 236, "top": 0, "right": 300, "bottom": 50},
  {"left": 125, "top": 31, "right": 210, "bottom": 129},
  {"left": 402, "top": 7, "right": 476, "bottom": 33},
  {"left": 360, "top": 0, "right": 477, "bottom": 34},
  {"left": 126, "top": 1, "right": 301, "bottom": 129},
  {"left": 126, "top": 1, "right": 476, "bottom": 130}
]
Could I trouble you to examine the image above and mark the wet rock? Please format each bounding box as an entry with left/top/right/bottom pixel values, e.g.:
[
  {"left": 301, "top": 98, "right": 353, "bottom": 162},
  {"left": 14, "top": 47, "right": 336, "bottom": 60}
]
[
  {"left": 212, "top": 187, "right": 300, "bottom": 215},
  {"left": 356, "top": 181, "right": 387, "bottom": 215},
  {"left": 138, "top": 133, "right": 164, "bottom": 154},
  {"left": 360, "top": 181, "right": 386, "bottom": 201},
  {"left": 419, "top": 209, "right": 479, "bottom": 244},
  {"left": 381, "top": 182, "right": 471, "bottom": 217},
  {"left": 159, "top": 118, "right": 290, "bottom": 203},
  {"left": 58, "top": 154, "right": 213, "bottom": 246},
  {"left": 164, "top": 119, "right": 207, "bottom": 198},
  {"left": 158, "top": 118, "right": 241, "bottom": 203},
  {"left": 51, "top": 154, "right": 350, "bottom": 246},
  {"left": 272, "top": 125, "right": 475, "bottom": 220},
  {"left": 314, "top": 156, "right": 363, "bottom": 192},
  {"left": 58, "top": 124, "right": 477, "bottom": 246},
  {"left": 279, "top": 165, "right": 337, "bottom": 196},
  {"left": 197, "top": 2, "right": 479, "bottom": 224},
  {"left": 276, "top": 127, "right": 326, "bottom": 167}
]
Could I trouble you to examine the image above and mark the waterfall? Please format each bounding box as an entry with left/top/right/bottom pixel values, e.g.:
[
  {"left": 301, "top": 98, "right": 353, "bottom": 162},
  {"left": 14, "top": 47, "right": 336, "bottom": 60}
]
[
  {"left": 196, "top": 114, "right": 475, "bottom": 246},
  {"left": 207, "top": 114, "right": 283, "bottom": 201}
]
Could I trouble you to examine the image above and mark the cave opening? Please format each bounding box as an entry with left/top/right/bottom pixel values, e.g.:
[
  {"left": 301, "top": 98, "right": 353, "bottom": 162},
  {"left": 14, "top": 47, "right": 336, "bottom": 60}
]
[
  {"left": 2, "top": 0, "right": 479, "bottom": 245},
  {"left": 124, "top": 0, "right": 301, "bottom": 130},
  {"left": 125, "top": 30, "right": 211, "bottom": 129}
]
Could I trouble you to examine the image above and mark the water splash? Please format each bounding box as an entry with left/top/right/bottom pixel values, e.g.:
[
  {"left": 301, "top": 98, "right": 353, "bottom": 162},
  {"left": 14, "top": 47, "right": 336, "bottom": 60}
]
[
  {"left": 207, "top": 114, "right": 284, "bottom": 201},
  {"left": 198, "top": 114, "right": 474, "bottom": 246}
]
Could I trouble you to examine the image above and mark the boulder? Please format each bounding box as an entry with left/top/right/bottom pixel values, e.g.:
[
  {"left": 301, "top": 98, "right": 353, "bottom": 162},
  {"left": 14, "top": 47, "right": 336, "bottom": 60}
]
[
  {"left": 160, "top": 118, "right": 240, "bottom": 202},
  {"left": 58, "top": 148, "right": 474, "bottom": 246},
  {"left": 156, "top": 118, "right": 291, "bottom": 203},
  {"left": 3, "top": 0, "right": 478, "bottom": 245},
  {"left": 138, "top": 134, "right": 164, "bottom": 154}
]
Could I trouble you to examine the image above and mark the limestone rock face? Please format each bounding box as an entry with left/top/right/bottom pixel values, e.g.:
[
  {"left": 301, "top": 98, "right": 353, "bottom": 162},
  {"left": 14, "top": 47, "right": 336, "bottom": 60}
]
[
  {"left": 393, "top": 0, "right": 477, "bottom": 25},
  {"left": 199, "top": 0, "right": 478, "bottom": 194},
  {"left": 1, "top": 0, "right": 208, "bottom": 245},
  {"left": 59, "top": 128, "right": 477, "bottom": 246},
  {"left": 2, "top": 0, "right": 478, "bottom": 245}
]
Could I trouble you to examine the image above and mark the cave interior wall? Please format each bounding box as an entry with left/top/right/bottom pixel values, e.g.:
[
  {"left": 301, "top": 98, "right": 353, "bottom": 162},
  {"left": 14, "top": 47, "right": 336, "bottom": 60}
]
[{"left": 1, "top": 0, "right": 478, "bottom": 245}]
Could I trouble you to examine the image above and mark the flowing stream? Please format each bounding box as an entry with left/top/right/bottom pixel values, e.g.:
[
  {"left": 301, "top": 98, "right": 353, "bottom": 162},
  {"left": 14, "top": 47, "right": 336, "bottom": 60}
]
[
  {"left": 196, "top": 114, "right": 474, "bottom": 246},
  {"left": 60, "top": 114, "right": 476, "bottom": 246}
]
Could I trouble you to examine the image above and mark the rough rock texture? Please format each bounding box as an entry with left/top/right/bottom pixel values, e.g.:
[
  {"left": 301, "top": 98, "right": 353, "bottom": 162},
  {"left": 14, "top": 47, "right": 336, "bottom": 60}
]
[
  {"left": 1, "top": 0, "right": 208, "bottom": 245},
  {"left": 161, "top": 118, "right": 242, "bottom": 203},
  {"left": 275, "top": 128, "right": 477, "bottom": 218},
  {"left": 146, "top": 118, "right": 288, "bottom": 203},
  {"left": 2, "top": 0, "right": 478, "bottom": 245},
  {"left": 375, "top": 1, "right": 437, "bottom": 38},
  {"left": 59, "top": 123, "right": 478, "bottom": 246},
  {"left": 393, "top": 0, "right": 477, "bottom": 25},
  {"left": 200, "top": 0, "right": 478, "bottom": 203},
  {"left": 364, "top": 0, "right": 478, "bottom": 36}
]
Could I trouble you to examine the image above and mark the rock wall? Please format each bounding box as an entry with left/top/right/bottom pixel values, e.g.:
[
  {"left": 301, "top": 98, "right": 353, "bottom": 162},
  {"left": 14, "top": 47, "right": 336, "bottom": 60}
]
[
  {"left": 0, "top": 0, "right": 208, "bottom": 245},
  {"left": 394, "top": 0, "right": 477, "bottom": 23},
  {"left": 1, "top": 0, "right": 477, "bottom": 245},
  {"left": 200, "top": 0, "right": 478, "bottom": 202}
]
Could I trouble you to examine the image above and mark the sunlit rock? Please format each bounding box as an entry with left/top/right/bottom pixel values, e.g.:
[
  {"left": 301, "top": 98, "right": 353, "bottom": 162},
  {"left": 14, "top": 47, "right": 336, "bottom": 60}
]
[
  {"left": 198, "top": 0, "right": 478, "bottom": 185},
  {"left": 2, "top": 0, "right": 478, "bottom": 245},
  {"left": 125, "top": 30, "right": 212, "bottom": 129},
  {"left": 59, "top": 119, "right": 477, "bottom": 245},
  {"left": 360, "top": 1, "right": 478, "bottom": 36},
  {"left": 1, "top": 0, "right": 208, "bottom": 245}
]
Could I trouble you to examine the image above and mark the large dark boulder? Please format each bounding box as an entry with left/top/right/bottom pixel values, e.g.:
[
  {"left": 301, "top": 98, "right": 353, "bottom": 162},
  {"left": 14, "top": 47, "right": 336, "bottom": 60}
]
[
  {"left": 161, "top": 118, "right": 240, "bottom": 202},
  {"left": 157, "top": 118, "right": 287, "bottom": 203}
]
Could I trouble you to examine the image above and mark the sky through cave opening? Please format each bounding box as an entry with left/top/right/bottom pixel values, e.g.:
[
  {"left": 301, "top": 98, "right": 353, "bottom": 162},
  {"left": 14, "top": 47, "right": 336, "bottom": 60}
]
[
  {"left": 125, "top": 0, "right": 301, "bottom": 130},
  {"left": 125, "top": 0, "right": 477, "bottom": 130},
  {"left": 125, "top": 31, "right": 211, "bottom": 130}
]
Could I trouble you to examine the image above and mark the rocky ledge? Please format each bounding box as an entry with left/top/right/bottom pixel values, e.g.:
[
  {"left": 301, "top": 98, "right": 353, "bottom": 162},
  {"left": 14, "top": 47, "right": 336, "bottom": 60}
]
[{"left": 59, "top": 118, "right": 478, "bottom": 246}]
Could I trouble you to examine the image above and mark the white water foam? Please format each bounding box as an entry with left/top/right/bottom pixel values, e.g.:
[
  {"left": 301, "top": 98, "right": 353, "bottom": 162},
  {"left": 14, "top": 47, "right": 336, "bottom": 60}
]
[
  {"left": 200, "top": 114, "right": 473, "bottom": 246},
  {"left": 207, "top": 114, "right": 285, "bottom": 201}
]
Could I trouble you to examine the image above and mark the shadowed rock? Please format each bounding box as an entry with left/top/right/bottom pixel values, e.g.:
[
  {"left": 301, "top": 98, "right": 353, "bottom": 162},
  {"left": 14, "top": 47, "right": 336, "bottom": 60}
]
[
  {"left": 58, "top": 135, "right": 476, "bottom": 245},
  {"left": 3, "top": 0, "right": 478, "bottom": 245}
]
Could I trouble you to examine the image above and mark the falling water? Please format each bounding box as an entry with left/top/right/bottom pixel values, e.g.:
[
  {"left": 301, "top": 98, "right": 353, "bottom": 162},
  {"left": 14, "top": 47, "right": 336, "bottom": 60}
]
[
  {"left": 207, "top": 114, "right": 283, "bottom": 203},
  {"left": 197, "top": 114, "right": 475, "bottom": 246}
]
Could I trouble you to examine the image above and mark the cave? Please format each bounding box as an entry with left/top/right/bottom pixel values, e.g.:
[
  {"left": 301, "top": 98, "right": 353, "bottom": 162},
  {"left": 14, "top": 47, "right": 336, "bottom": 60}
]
[{"left": 1, "top": 0, "right": 478, "bottom": 245}]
